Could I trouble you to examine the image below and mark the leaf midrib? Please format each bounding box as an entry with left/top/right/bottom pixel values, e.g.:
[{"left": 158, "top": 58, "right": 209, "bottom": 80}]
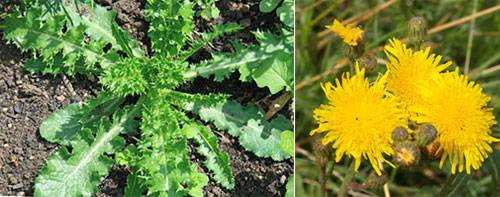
[
  {"left": 25, "top": 27, "right": 113, "bottom": 65},
  {"left": 59, "top": 107, "right": 135, "bottom": 194},
  {"left": 193, "top": 47, "right": 280, "bottom": 79},
  {"left": 60, "top": 121, "right": 121, "bottom": 190}
]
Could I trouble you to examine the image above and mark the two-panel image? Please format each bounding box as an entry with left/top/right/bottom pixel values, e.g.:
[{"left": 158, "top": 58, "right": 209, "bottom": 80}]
[{"left": 0, "top": 0, "right": 498, "bottom": 196}]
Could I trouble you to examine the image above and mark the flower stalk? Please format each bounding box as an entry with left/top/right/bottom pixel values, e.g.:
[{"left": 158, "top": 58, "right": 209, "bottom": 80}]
[{"left": 337, "top": 162, "right": 356, "bottom": 197}]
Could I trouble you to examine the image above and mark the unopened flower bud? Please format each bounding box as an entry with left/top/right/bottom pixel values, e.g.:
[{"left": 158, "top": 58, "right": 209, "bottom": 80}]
[
  {"left": 364, "top": 172, "right": 387, "bottom": 190},
  {"left": 415, "top": 123, "right": 437, "bottom": 146},
  {"left": 392, "top": 126, "right": 408, "bottom": 142},
  {"left": 394, "top": 142, "right": 420, "bottom": 167},
  {"left": 313, "top": 139, "right": 330, "bottom": 165},
  {"left": 408, "top": 16, "right": 428, "bottom": 49},
  {"left": 359, "top": 54, "right": 377, "bottom": 72}
]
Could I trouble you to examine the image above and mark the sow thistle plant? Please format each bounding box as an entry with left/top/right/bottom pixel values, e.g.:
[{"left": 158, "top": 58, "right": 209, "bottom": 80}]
[
  {"left": 311, "top": 17, "right": 498, "bottom": 184},
  {"left": 2, "top": 0, "right": 293, "bottom": 196}
]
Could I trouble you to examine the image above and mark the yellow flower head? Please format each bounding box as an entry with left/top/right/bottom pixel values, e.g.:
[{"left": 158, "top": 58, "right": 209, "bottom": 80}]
[
  {"left": 412, "top": 69, "right": 498, "bottom": 174},
  {"left": 384, "top": 38, "right": 452, "bottom": 117},
  {"left": 326, "top": 19, "right": 363, "bottom": 46},
  {"left": 310, "top": 64, "right": 406, "bottom": 175}
]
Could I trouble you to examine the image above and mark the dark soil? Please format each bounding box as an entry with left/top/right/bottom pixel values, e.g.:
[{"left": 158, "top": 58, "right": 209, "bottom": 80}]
[{"left": 0, "top": 0, "right": 292, "bottom": 196}]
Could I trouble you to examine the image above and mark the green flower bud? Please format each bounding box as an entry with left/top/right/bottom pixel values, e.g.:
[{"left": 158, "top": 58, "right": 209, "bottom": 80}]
[
  {"left": 392, "top": 126, "right": 408, "bottom": 142},
  {"left": 394, "top": 142, "right": 420, "bottom": 167},
  {"left": 415, "top": 123, "right": 437, "bottom": 146},
  {"left": 408, "top": 16, "right": 428, "bottom": 49},
  {"left": 364, "top": 172, "right": 387, "bottom": 190}
]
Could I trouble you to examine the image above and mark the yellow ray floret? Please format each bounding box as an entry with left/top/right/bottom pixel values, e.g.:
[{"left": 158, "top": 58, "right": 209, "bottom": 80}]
[
  {"left": 326, "top": 19, "right": 363, "bottom": 46},
  {"left": 310, "top": 64, "right": 407, "bottom": 175},
  {"left": 384, "top": 38, "right": 452, "bottom": 117},
  {"left": 412, "top": 69, "right": 498, "bottom": 174}
]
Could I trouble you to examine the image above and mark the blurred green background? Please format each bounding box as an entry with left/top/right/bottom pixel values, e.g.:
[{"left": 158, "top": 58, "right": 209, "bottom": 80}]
[{"left": 295, "top": 0, "right": 500, "bottom": 196}]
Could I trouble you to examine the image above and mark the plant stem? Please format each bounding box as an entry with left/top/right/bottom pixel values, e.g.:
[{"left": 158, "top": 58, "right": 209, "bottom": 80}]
[
  {"left": 464, "top": 0, "right": 478, "bottom": 74},
  {"left": 337, "top": 161, "right": 355, "bottom": 197},
  {"left": 313, "top": 141, "right": 329, "bottom": 197},
  {"left": 319, "top": 161, "right": 327, "bottom": 197},
  {"left": 327, "top": 162, "right": 335, "bottom": 179},
  {"left": 321, "top": 162, "right": 335, "bottom": 197}
]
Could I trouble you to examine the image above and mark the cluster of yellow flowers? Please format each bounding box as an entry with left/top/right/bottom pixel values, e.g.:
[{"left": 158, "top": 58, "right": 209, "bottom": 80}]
[{"left": 312, "top": 19, "right": 498, "bottom": 176}]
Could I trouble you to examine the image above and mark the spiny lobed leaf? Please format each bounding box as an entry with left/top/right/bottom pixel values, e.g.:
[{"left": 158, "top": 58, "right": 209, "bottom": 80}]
[
  {"left": 3, "top": 1, "right": 143, "bottom": 75},
  {"left": 39, "top": 103, "right": 82, "bottom": 145},
  {"left": 146, "top": 0, "right": 194, "bottom": 57},
  {"left": 34, "top": 105, "right": 141, "bottom": 197},
  {"left": 238, "top": 31, "right": 293, "bottom": 94},
  {"left": 35, "top": 0, "right": 144, "bottom": 57},
  {"left": 196, "top": 100, "right": 262, "bottom": 136},
  {"left": 183, "top": 123, "right": 235, "bottom": 189},
  {"left": 34, "top": 134, "right": 114, "bottom": 197},
  {"left": 39, "top": 92, "right": 124, "bottom": 146},
  {"left": 194, "top": 30, "right": 293, "bottom": 94},
  {"left": 185, "top": 99, "right": 293, "bottom": 161},
  {"left": 191, "top": 43, "right": 269, "bottom": 81},
  {"left": 190, "top": 0, "right": 294, "bottom": 94},
  {"left": 239, "top": 116, "right": 293, "bottom": 161},
  {"left": 4, "top": 8, "right": 104, "bottom": 75},
  {"left": 177, "top": 23, "right": 241, "bottom": 63}
]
